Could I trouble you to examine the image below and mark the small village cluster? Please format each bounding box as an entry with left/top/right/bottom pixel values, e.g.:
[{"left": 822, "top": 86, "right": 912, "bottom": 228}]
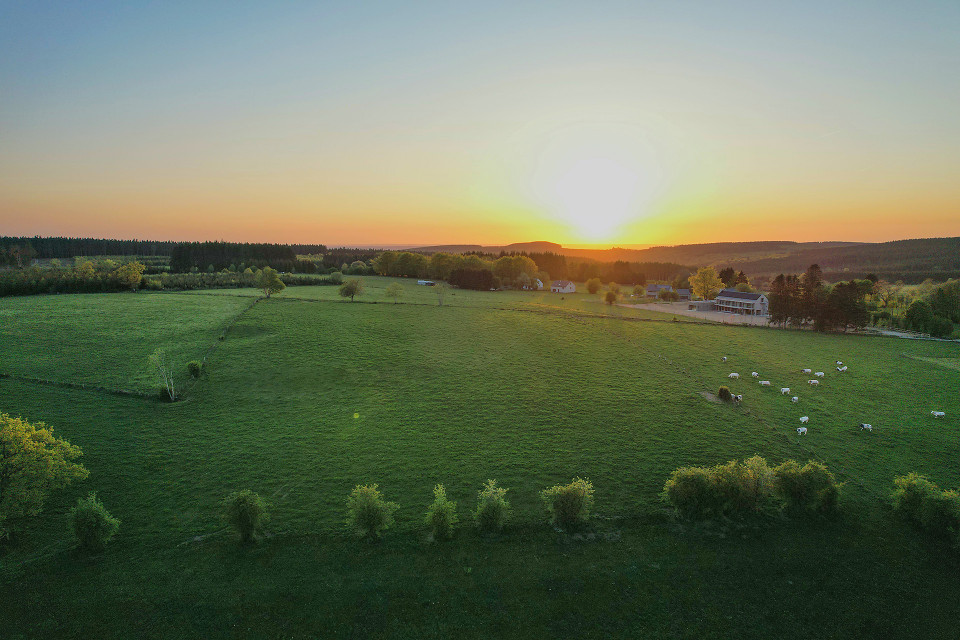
[{"left": 718, "top": 355, "right": 946, "bottom": 435}]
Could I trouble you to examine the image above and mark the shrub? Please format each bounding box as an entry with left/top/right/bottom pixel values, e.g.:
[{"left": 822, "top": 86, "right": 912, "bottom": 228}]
[
  {"left": 929, "top": 315, "right": 955, "bottom": 338},
  {"left": 773, "top": 460, "right": 841, "bottom": 514},
  {"left": 329, "top": 271, "right": 344, "bottom": 284},
  {"left": 585, "top": 278, "right": 602, "bottom": 294},
  {"left": 892, "top": 474, "right": 960, "bottom": 545},
  {"left": 918, "top": 489, "right": 960, "bottom": 540},
  {"left": 718, "top": 385, "right": 733, "bottom": 402},
  {"left": 474, "top": 479, "right": 510, "bottom": 533},
  {"left": 223, "top": 490, "right": 269, "bottom": 544},
  {"left": 714, "top": 456, "right": 774, "bottom": 514},
  {"left": 662, "top": 466, "right": 722, "bottom": 519},
  {"left": 891, "top": 473, "right": 939, "bottom": 521},
  {"left": 662, "top": 456, "right": 782, "bottom": 519},
  {"left": 187, "top": 360, "right": 204, "bottom": 378},
  {"left": 346, "top": 484, "right": 398, "bottom": 539},
  {"left": 424, "top": 484, "right": 458, "bottom": 540},
  {"left": 70, "top": 492, "right": 120, "bottom": 551},
  {"left": 541, "top": 477, "right": 594, "bottom": 529}
]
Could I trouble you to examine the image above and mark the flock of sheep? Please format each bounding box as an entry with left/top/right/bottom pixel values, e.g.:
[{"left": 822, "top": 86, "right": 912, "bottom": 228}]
[{"left": 718, "top": 356, "right": 946, "bottom": 436}]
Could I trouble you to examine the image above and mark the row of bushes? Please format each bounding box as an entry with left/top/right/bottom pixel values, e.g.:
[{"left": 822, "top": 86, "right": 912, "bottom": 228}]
[
  {"left": 661, "top": 456, "right": 841, "bottom": 518},
  {"left": 226, "top": 478, "right": 594, "bottom": 544},
  {"left": 891, "top": 473, "right": 960, "bottom": 547},
  {"left": 65, "top": 466, "right": 957, "bottom": 553}
]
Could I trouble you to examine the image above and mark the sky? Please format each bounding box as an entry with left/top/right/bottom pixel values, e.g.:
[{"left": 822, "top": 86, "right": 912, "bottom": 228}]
[{"left": 1, "top": 1, "right": 959, "bottom": 247}]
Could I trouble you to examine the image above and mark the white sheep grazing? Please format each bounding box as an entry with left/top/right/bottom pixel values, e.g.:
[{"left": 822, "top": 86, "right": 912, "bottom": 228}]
[
  {"left": 836, "top": 366, "right": 843, "bottom": 372},
  {"left": 859, "top": 423, "right": 873, "bottom": 431},
  {"left": 791, "top": 396, "right": 799, "bottom": 403},
  {"left": 840, "top": 366, "right": 848, "bottom": 372},
  {"left": 728, "top": 372, "right": 740, "bottom": 379},
  {"left": 801, "top": 368, "right": 812, "bottom": 373},
  {"left": 808, "top": 380, "right": 820, "bottom": 386},
  {"left": 800, "top": 416, "right": 809, "bottom": 424},
  {"left": 797, "top": 427, "right": 808, "bottom": 435},
  {"left": 780, "top": 387, "right": 790, "bottom": 395},
  {"left": 751, "top": 372, "right": 759, "bottom": 378},
  {"left": 836, "top": 361, "right": 843, "bottom": 366},
  {"left": 734, "top": 394, "right": 743, "bottom": 403},
  {"left": 721, "top": 356, "right": 728, "bottom": 362},
  {"left": 759, "top": 380, "right": 771, "bottom": 386},
  {"left": 815, "top": 371, "right": 825, "bottom": 378},
  {"left": 932, "top": 411, "right": 946, "bottom": 418}
]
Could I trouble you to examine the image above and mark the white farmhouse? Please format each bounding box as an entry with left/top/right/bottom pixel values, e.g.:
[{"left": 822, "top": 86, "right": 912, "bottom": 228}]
[
  {"left": 714, "top": 289, "right": 769, "bottom": 316},
  {"left": 550, "top": 280, "right": 576, "bottom": 293}
]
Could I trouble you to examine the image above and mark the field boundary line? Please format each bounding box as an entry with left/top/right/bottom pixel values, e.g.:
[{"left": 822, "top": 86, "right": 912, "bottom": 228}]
[{"left": 0, "top": 372, "right": 154, "bottom": 398}]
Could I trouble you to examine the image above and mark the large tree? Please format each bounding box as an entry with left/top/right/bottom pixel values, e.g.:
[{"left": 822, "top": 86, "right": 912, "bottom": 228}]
[
  {"left": 339, "top": 279, "right": 364, "bottom": 302},
  {"left": 718, "top": 267, "right": 736, "bottom": 287},
  {"left": 690, "top": 267, "right": 723, "bottom": 300},
  {"left": 115, "top": 261, "right": 145, "bottom": 292},
  {"left": 1, "top": 413, "right": 88, "bottom": 538},
  {"left": 256, "top": 267, "right": 286, "bottom": 298}
]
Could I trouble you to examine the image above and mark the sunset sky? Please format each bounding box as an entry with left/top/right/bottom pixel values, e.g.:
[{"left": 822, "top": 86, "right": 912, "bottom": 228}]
[{"left": 2, "top": 2, "right": 958, "bottom": 247}]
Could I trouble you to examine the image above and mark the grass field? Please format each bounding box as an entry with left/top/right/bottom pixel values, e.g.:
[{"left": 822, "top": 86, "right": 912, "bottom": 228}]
[{"left": 2, "top": 281, "right": 959, "bottom": 639}]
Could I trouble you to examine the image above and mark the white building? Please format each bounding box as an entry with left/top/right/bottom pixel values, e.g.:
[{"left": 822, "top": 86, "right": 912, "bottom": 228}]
[
  {"left": 550, "top": 280, "right": 576, "bottom": 293},
  {"left": 714, "top": 289, "right": 769, "bottom": 315}
]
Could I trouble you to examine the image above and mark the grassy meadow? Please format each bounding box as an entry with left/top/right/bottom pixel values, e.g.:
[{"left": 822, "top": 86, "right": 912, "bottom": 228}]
[{"left": 1, "top": 278, "right": 959, "bottom": 639}]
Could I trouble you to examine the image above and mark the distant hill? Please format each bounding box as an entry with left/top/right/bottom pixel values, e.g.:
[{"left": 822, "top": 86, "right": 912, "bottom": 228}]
[{"left": 406, "top": 237, "right": 960, "bottom": 283}]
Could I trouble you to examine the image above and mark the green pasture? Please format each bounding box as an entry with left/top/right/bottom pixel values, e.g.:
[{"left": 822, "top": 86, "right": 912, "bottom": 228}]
[{"left": 1, "top": 284, "right": 959, "bottom": 638}]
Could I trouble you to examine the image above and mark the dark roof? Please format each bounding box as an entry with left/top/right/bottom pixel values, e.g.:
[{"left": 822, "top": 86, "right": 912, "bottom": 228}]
[
  {"left": 677, "top": 289, "right": 691, "bottom": 295},
  {"left": 646, "top": 284, "right": 672, "bottom": 291},
  {"left": 551, "top": 280, "right": 574, "bottom": 287},
  {"left": 716, "top": 289, "right": 765, "bottom": 301}
]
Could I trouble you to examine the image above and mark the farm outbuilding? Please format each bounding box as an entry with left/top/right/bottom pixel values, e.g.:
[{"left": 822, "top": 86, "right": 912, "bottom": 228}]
[{"left": 646, "top": 284, "right": 673, "bottom": 298}]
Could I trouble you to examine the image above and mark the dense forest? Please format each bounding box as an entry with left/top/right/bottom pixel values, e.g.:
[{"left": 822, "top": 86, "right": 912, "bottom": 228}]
[
  {"left": 169, "top": 241, "right": 326, "bottom": 273},
  {"left": 0, "top": 236, "right": 179, "bottom": 265}
]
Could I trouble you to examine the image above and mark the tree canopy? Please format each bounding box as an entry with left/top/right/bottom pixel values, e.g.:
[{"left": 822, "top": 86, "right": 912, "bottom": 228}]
[
  {"left": 1, "top": 413, "right": 89, "bottom": 538},
  {"left": 690, "top": 267, "right": 723, "bottom": 300}
]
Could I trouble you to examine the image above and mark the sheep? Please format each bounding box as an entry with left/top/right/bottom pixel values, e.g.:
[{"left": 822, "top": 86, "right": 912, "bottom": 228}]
[
  {"left": 751, "top": 372, "right": 759, "bottom": 378},
  {"left": 859, "top": 423, "right": 873, "bottom": 431},
  {"left": 840, "top": 366, "right": 848, "bottom": 372},
  {"left": 800, "top": 416, "right": 809, "bottom": 424},
  {"left": 815, "top": 371, "right": 825, "bottom": 378},
  {"left": 728, "top": 372, "right": 740, "bottom": 379},
  {"left": 932, "top": 411, "right": 946, "bottom": 418},
  {"left": 791, "top": 396, "right": 799, "bottom": 403},
  {"left": 797, "top": 427, "right": 808, "bottom": 435},
  {"left": 801, "top": 368, "right": 812, "bottom": 374},
  {"left": 780, "top": 387, "right": 790, "bottom": 395},
  {"left": 836, "top": 361, "right": 843, "bottom": 366},
  {"left": 721, "top": 356, "right": 728, "bottom": 362},
  {"left": 759, "top": 380, "right": 771, "bottom": 386},
  {"left": 808, "top": 380, "right": 820, "bottom": 386},
  {"left": 734, "top": 394, "right": 743, "bottom": 403}
]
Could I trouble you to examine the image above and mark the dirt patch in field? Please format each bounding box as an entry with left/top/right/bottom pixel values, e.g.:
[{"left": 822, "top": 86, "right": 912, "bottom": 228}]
[
  {"left": 700, "top": 391, "right": 721, "bottom": 403},
  {"left": 901, "top": 354, "right": 960, "bottom": 371}
]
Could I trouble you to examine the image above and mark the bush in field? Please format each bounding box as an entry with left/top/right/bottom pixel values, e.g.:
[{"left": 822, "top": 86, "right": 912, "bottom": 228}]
[
  {"left": 928, "top": 315, "right": 955, "bottom": 338},
  {"left": 70, "top": 492, "right": 120, "bottom": 551},
  {"left": 718, "top": 386, "right": 733, "bottom": 402},
  {"left": 346, "top": 484, "right": 398, "bottom": 539},
  {"left": 604, "top": 290, "right": 618, "bottom": 305},
  {"left": 474, "top": 479, "right": 510, "bottom": 533},
  {"left": 663, "top": 456, "right": 793, "bottom": 519},
  {"left": 662, "top": 466, "right": 722, "bottom": 519},
  {"left": 187, "top": 360, "right": 204, "bottom": 379},
  {"left": 424, "top": 484, "right": 458, "bottom": 540},
  {"left": 891, "top": 473, "right": 939, "bottom": 521},
  {"left": 541, "top": 477, "right": 594, "bottom": 529},
  {"left": 339, "top": 279, "right": 364, "bottom": 302},
  {"left": 328, "top": 271, "right": 344, "bottom": 284},
  {"left": 715, "top": 456, "right": 775, "bottom": 513},
  {"left": 773, "top": 460, "right": 841, "bottom": 515},
  {"left": 223, "top": 490, "right": 269, "bottom": 544},
  {"left": 586, "top": 278, "right": 602, "bottom": 294},
  {"left": 892, "top": 474, "right": 960, "bottom": 546}
]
